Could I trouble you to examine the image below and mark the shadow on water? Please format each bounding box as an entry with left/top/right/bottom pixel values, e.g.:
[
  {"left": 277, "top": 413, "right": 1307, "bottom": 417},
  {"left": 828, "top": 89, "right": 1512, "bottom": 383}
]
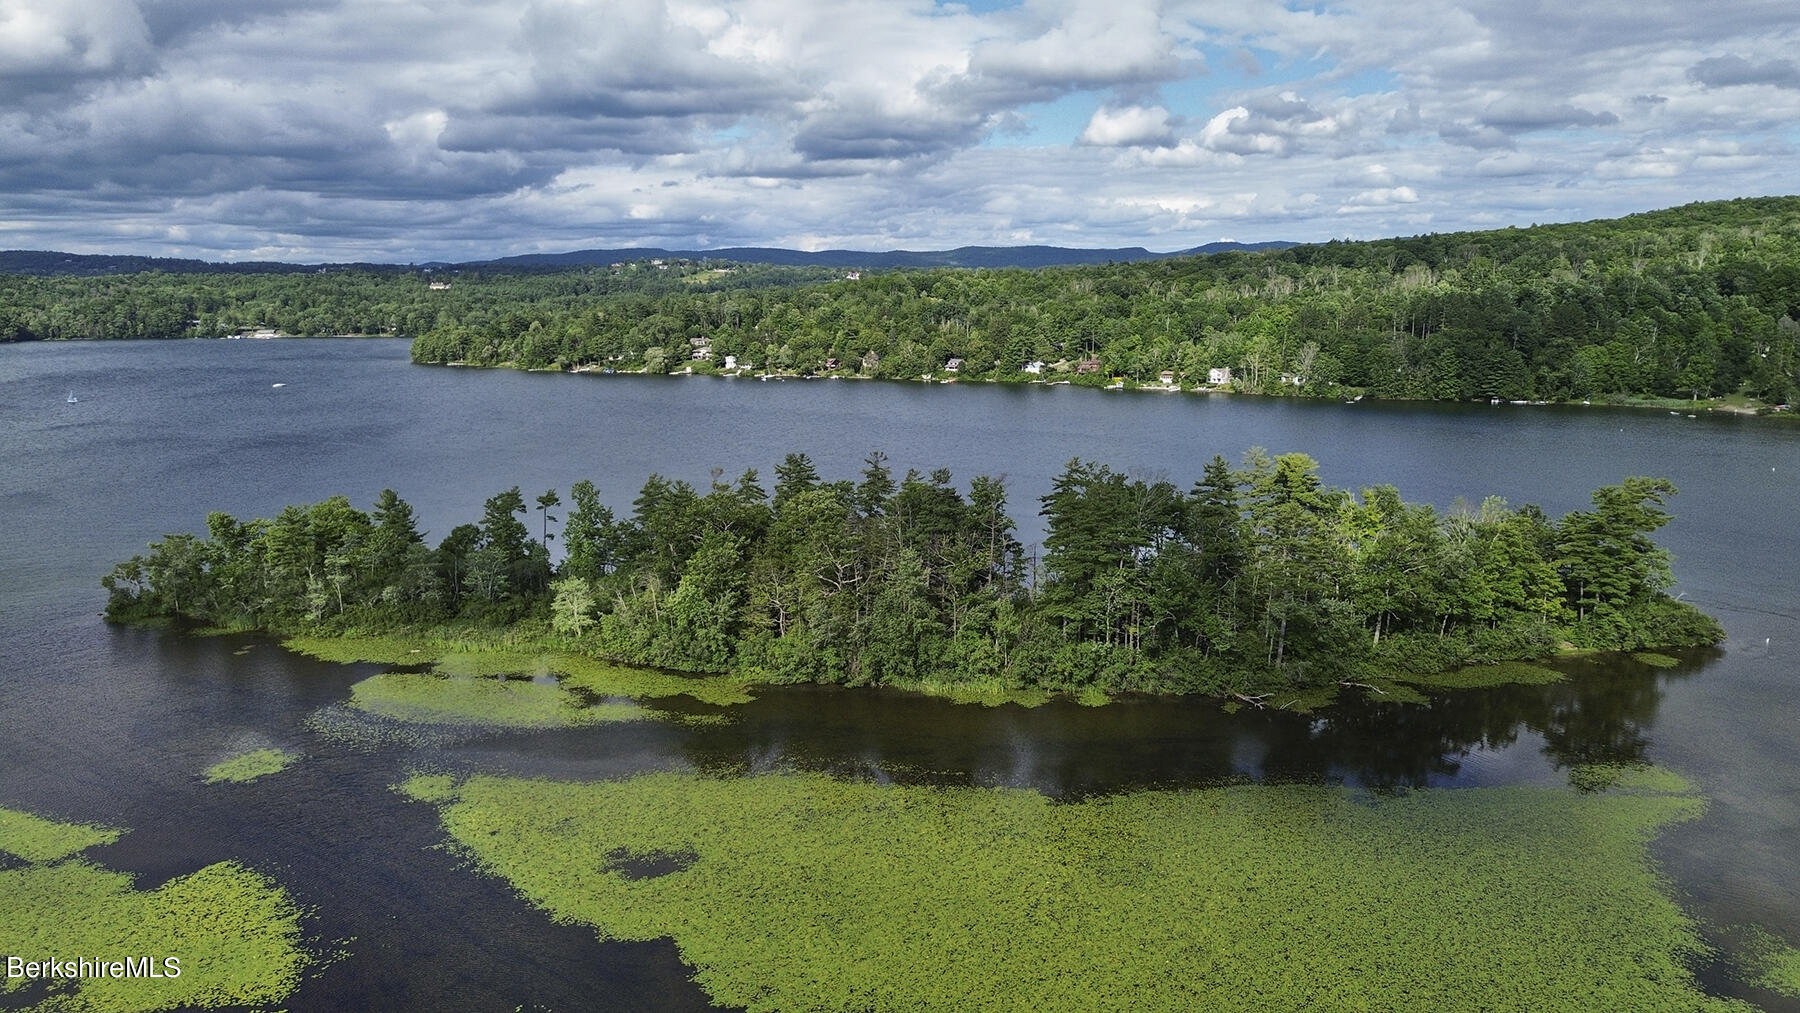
[
  {"left": 401, "top": 643, "right": 1718, "bottom": 804},
  {"left": 622, "top": 650, "right": 1717, "bottom": 800}
]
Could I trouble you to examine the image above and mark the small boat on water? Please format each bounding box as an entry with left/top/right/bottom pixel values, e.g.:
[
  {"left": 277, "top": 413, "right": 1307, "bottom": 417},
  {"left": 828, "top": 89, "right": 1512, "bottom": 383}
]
[
  {"left": 66, "top": 391, "right": 78, "bottom": 403},
  {"left": 271, "top": 383, "right": 286, "bottom": 388}
]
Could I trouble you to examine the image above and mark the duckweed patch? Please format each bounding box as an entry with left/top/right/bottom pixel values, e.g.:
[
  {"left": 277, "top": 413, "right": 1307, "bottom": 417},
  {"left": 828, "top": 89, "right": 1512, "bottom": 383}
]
[
  {"left": 433, "top": 649, "right": 553, "bottom": 679},
  {"left": 203, "top": 747, "right": 299, "bottom": 784},
  {"left": 0, "top": 808, "right": 121, "bottom": 863},
  {"left": 282, "top": 634, "right": 443, "bottom": 666},
  {"left": 1729, "top": 925, "right": 1800, "bottom": 997},
  {"left": 1567, "top": 763, "right": 1695, "bottom": 794},
  {"left": 0, "top": 808, "right": 311, "bottom": 1013},
  {"left": 286, "top": 635, "right": 755, "bottom": 711},
  {"left": 1632, "top": 651, "right": 1681, "bottom": 668},
  {"left": 1403, "top": 661, "right": 1566, "bottom": 690},
  {"left": 419, "top": 770, "right": 1738, "bottom": 1013},
  {"left": 396, "top": 773, "right": 460, "bottom": 803},
  {"left": 348, "top": 672, "right": 648, "bottom": 728}
]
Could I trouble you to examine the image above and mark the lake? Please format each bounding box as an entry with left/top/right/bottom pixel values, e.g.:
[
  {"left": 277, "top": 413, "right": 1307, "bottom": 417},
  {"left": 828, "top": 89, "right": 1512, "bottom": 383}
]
[{"left": 2, "top": 337, "right": 1797, "bottom": 1010}]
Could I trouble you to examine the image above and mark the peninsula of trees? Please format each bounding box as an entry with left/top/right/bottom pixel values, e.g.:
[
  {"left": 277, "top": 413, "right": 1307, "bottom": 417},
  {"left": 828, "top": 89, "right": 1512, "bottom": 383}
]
[
  {"left": 102, "top": 452, "right": 1722, "bottom": 698},
  {"left": 6, "top": 197, "right": 1798, "bottom": 405}
]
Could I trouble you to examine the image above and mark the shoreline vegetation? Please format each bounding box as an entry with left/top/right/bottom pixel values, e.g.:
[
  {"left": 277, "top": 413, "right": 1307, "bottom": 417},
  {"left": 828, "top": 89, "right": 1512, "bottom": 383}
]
[
  {"left": 9, "top": 196, "right": 1798, "bottom": 412},
  {"left": 102, "top": 450, "right": 1723, "bottom": 709},
  {"left": 443, "top": 355, "right": 1800, "bottom": 420}
]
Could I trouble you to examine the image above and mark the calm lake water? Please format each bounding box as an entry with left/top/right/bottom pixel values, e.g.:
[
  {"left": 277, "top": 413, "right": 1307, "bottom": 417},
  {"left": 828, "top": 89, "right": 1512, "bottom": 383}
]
[{"left": 2, "top": 338, "right": 1797, "bottom": 1010}]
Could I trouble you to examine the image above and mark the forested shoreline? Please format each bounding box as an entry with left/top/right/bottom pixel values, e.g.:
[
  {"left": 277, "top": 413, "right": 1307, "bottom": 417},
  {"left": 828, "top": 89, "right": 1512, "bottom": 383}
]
[
  {"left": 102, "top": 451, "right": 1723, "bottom": 700},
  {"left": 7, "top": 197, "right": 1799, "bottom": 406}
]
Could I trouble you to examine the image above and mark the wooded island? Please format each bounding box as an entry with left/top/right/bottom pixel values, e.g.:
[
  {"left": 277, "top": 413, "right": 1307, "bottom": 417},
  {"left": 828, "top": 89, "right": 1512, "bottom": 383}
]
[{"left": 102, "top": 452, "right": 1722, "bottom": 700}]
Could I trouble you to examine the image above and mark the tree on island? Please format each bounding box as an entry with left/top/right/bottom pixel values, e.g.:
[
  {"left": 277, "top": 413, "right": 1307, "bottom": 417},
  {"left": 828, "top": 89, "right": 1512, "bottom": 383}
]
[{"left": 101, "top": 452, "right": 1725, "bottom": 698}]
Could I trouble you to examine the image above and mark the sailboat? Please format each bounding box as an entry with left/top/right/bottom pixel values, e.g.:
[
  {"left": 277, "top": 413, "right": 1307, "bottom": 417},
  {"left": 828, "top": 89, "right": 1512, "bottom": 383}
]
[{"left": 66, "top": 391, "right": 78, "bottom": 403}]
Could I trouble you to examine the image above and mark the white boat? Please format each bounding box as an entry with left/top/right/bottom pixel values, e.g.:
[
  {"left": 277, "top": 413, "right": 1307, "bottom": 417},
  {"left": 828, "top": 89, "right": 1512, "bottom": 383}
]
[
  {"left": 66, "top": 391, "right": 78, "bottom": 403},
  {"left": 271, "top": 383, "right": 286, "bottom": 388}
]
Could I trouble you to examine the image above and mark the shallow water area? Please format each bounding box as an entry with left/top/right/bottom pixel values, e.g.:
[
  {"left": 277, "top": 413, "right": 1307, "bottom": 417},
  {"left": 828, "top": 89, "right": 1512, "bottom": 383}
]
[{"left": 4, "top": 338, "right": 1798, "bottom": 1010}]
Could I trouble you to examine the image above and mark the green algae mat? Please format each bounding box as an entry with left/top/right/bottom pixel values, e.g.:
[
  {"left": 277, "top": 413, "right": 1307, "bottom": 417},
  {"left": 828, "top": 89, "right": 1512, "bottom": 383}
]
[
  {"left": 408, "top": 769, "right": 1756, "bottom": 1013},
  {"left": 202, "top": 747, "right": 299, "bottom": 784},
  {"left": 0, "top": 807, "right": 311, "bottom": 1012},
  {"left": 285, "top": 635, "right": 752, "bottom": 728}
]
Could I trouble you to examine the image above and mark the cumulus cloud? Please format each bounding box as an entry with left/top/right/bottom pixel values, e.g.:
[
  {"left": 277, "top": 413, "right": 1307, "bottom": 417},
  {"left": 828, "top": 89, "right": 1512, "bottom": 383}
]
[
  {"left": 1079, "top": 105, "right": 1175, "bottom": 147},
  {"left": 969, "top": 0, "right": 1195, "bottom": 93},
  {"left": 0, "top": 0, "right": 1796, "bottom": 260},
  {"left": 0, "top": 0, "right": 153, "bottom": 78},
  {"left": 1342, "top": 185, "right": 1419, "bottom": 209}
]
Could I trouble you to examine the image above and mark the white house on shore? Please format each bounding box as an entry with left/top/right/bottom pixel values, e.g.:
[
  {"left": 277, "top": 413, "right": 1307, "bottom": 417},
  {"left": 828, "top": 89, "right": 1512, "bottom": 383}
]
[{"left": 1208, "top": 367, "right": 1233, "bottom": 385}]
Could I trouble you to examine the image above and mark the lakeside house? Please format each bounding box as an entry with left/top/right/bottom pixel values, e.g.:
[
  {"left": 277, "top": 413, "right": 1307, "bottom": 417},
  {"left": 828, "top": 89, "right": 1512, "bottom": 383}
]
[
  {"left": 723, "top": 354, "right": 738, "bottom": 370},
  {"left": 944, "top": 357, "right": 964, "bottom": 373},
  {"left": 862, "top": 350, "right": 882, "bottom": 372},
  {"left": 825, "top": 357, "right": 842, "bottom": 370},
  {"left": 1077, "top": 358, "right": 1102, "bottom": 375},
  {"left": 427, "top": 280, "right": 451, "bottom": 290},
  {"left": 1158, "top": 370, "right": 1177, "bottom": 386},
  {"left": 1022, "top": 360, "right": 1046, "bottom": 375},
  {"left": 1208, "top": 367, "right": 1233, "bottom": 386}
]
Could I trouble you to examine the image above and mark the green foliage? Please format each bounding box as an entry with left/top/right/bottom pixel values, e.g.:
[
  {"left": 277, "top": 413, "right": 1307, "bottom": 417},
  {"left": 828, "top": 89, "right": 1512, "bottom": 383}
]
[
  {"left": 0, "top": 808, "right": 311, "bottom": 1012},
  {"left": 887, "top": 679, "right": 1056, "bottom": 708},
  {"left": 417, "top": 770, "right": 1741, "bottom": 1013},
  {"left": 16, "top": 198, "right": 1800, "bottom": 405},
  {"left": 105, "top": 454, "right": 1719, "bottom": 703},
  {"left": 202, "top": 747, "right": 299, "bottom": 784}
]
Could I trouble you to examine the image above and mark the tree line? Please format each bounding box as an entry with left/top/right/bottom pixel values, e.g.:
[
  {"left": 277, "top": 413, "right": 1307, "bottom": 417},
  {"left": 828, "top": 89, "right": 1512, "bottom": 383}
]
[
  {"left": 102, "top": 452, "right": 1721, "bottom": 696},
  {"left": 0, "top": 259, "right": 839, "bottom": 343},
  {"left": 406, "top": 197, "right": 1800, "bottom": 404},
  {"left": 9, "top": 198, "right": 1798, "bottom": 405}
]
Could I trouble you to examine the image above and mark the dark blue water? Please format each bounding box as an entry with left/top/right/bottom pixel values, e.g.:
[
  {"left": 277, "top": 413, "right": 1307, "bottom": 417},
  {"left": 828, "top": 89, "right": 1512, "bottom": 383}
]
[{"left": 3, "top": 338, "right": 1797, "bottom": 1010}]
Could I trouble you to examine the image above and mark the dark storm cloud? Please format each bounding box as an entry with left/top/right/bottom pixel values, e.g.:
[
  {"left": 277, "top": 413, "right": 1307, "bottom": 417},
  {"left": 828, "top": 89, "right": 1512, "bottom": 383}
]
[
  {"left": 1480, "top": 102, "right": 1619, "bottom": 133},
  {"left": 1688, "top": 55, "right": 1800, "bottom": 90},
  {"left": 1438, "top": 122, "right": 1516, "bottom": 150},
  {"left": 790, "top": 106, "right": 986, "bottom": 163}
]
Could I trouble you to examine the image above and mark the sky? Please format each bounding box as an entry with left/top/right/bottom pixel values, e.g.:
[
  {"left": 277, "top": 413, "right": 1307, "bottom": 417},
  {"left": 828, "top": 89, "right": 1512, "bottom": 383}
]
[{"left": 2, "top": 0, "right": 1796, "bottom": 263}]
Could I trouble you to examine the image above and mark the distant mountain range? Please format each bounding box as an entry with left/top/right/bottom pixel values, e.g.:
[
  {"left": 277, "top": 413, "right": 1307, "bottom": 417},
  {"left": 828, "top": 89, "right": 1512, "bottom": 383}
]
[
  {"left": 466, "top": 241, "right": 1296, "bottom": 271},
  {"left": 0, "top": 241, "right": 1295, "bottom": 277}
]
